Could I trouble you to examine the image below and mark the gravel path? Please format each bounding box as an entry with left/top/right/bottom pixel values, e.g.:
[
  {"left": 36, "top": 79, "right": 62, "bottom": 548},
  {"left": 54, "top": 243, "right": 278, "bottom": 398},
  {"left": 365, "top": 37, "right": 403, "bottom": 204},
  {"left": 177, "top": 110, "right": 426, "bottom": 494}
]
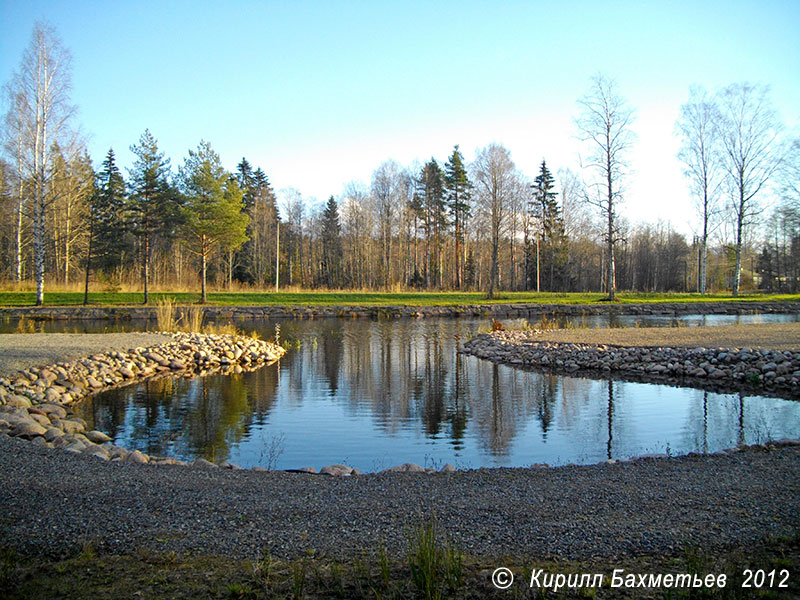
[
  {"left": 0, "top": 333, "right": 172, "bottom": 377},
  {"left": 0, "top": 435, "right": 797, "bottom": 561}
]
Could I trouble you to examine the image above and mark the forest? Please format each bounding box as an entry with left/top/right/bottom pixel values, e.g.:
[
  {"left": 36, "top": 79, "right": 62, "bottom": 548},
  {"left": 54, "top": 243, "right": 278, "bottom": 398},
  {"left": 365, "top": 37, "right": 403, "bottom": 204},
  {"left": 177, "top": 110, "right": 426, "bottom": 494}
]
[{"left": 1, "top": 24, "right": 798, "bottom": 305}]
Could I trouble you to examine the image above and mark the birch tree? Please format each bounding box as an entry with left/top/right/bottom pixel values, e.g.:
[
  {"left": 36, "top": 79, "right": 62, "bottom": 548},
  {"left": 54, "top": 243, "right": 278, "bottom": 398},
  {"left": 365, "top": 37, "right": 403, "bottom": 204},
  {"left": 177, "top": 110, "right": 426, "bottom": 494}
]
[
  {"left": 576, "top": 74, "right": 635, "bottom": 301},
  {"left": 7, "top": 23, "right": 75, "bottom": 304},
  {"left": 471, "top": 143, "right": 516, "bottom": 299},
  {"left": 715, "top": 83, "right": 782, "bottom": 296},
  {"left": 676, "top": 85, "right": 722, "bottom": 294},
  {"left": 2, "top": 89, "right": 29, "bottom": 282},
  {"left": 371, "top": 160, "right": 402, "bottom": 289}
]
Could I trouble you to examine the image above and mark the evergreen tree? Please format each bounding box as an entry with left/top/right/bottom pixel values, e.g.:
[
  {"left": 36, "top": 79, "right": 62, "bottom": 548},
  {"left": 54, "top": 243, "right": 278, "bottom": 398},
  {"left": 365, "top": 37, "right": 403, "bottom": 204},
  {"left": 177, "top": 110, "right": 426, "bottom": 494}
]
[
  {"left": 127, "top": 130, "right": 178, "bottom": 304},
  {"left": 180, "top": 140, "right": 249, "bottom": 303},
  {"left": 444, "top": 145, "right": 471, "bottom": 288},
  {"left": 419, "top": 158, "right": 446, "bottom": 288},
  {"left": 236, "top": 158, "right": 256, "bottom": 210},
  {"left": 235, "top": 163, "right": 279, "bottom": 285},
  {"left": 407, "top": 191, "right": 425, "bottom": 287},
  {"left": 320, "top": 196, "right": 343, "bottom": 287},
  {"left": 84, "top": 148, "right": 127, "bottom": 304},
  {"left": 529, "top": 160, "right": 567, "bottom": 291}
]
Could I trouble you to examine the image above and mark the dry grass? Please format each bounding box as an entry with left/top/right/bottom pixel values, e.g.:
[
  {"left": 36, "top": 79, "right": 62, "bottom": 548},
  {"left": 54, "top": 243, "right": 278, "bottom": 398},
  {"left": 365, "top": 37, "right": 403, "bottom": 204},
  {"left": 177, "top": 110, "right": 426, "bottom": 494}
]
[
  {"left": 183, "top": 306, "right": 204, "bottom": 333},
  {"left": 155, "top": 298, "right": 179, "bottom": 332}
]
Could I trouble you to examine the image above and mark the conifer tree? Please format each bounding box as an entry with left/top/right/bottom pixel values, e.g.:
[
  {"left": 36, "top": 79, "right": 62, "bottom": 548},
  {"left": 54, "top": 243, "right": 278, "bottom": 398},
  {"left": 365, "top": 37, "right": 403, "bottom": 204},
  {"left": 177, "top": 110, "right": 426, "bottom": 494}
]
[
  {"left": 84, "top": 148, "right": 126, "bottom": 304},
  {"left": 419, "top": 158, "right": 446, "bottom": 288},
  {"left": 444, "top": 145, "right": 471, "bottom": 288},
  {"left": 180, "top": 141, "right": 249, "bottom": 303},
  {"left": 530, "top": 160, "right": 567, "bottom": 290},
  {"left": 320, "top": 196, "right": 343, "bottom": 287},
  {"left": 127, "top": 130, "right": 177, "bottom": 304}
]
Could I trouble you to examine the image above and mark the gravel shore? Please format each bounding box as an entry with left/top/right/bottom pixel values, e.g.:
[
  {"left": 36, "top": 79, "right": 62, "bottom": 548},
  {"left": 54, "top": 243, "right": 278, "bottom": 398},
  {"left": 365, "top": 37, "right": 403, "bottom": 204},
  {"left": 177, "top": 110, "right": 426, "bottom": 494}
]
[
  {"left": 0, "top": 333, "right": 172, "bottom": 377},
  {"left": 525, "top": 322, "right": 800, "bottom": 351},
  {"left": 0, "top": 434, "right": 797, "bottom": 561}
]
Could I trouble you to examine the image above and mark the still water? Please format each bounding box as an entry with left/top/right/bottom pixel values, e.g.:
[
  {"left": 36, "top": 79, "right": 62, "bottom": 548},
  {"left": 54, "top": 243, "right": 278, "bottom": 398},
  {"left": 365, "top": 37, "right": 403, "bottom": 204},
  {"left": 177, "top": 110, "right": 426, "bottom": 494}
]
[
  {"left": 74, "top": 318, "right": 800, "bottom": 472},
  {"left": 3, "top": 311, "right": 798, "bottom": 334}
]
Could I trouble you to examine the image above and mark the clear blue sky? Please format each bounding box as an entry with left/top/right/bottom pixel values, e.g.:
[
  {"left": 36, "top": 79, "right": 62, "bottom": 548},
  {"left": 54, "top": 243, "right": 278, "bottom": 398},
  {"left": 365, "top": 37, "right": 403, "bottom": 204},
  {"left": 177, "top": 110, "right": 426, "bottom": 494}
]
[{"left": 2, "top": 0, "right": 799, "bottom": 233}]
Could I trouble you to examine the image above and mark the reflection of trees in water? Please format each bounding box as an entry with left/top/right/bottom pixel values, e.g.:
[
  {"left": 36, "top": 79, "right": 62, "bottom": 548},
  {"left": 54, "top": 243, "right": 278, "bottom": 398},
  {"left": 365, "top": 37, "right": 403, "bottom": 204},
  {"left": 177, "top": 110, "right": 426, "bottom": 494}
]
[
  {"left": 81, "top": 318, "right": 800, "bottom": 466},
  {"left": 182, "top": 374, "right": 251, "bottom": 463},
  {"left": 321, "top": 320, "right": 344, "bottom": 393},
  {"left": 84, "top": 365, "right": 282, "bottom": 462}
]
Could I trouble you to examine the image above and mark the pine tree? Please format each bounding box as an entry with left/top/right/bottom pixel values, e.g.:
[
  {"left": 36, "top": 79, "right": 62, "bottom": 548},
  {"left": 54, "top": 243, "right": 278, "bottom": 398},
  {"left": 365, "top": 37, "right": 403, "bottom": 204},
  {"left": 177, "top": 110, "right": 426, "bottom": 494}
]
[
  {"left": 444, "top": 145, "right": 471, "bottom": 288},
  {"left": 127, "top": 130, "right": 177, "bottom": 304},
  {"left": 180, "top": 141, "right": 249, "bottom": 303},
  {"left": 320, "top": 196, "right": 343, "bottom": 288},
  {"left": 84, "top": 148, "right": 126, "bottom": 304}
]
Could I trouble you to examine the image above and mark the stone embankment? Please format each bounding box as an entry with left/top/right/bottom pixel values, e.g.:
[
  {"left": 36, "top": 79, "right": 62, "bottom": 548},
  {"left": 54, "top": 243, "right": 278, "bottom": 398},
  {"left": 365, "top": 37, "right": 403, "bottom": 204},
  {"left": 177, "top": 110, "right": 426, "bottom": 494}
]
[
  {"left": 462, "top": 330, "right": 800, "bottom": 398},
  {"left": 2, "top": 300, "right": 798, "bottom": 321},
  {"left": 0, "top": 333, "right": 285, "bottom": 466}
]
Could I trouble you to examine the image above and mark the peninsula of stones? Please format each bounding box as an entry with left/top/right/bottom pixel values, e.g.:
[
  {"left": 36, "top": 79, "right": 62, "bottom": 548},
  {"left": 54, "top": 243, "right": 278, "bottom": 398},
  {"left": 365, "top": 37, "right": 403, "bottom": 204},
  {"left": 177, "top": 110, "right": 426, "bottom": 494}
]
[
  {"left": 462, "top": 329, "right": 800, "bottom": 399},
  {"left": 0, "top": 333, "right": 287, "bottom": 467}
]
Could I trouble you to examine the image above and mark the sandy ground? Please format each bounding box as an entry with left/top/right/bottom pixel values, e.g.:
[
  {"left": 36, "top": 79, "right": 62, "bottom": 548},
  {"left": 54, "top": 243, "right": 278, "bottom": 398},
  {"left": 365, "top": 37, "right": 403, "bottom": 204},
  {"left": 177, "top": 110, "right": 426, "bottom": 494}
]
[
  {"left": 529, "top": 322, "right": 800, "bottom": 350},
  {"left": 0, "top": 333, "right": 172, "bottom": 377}
]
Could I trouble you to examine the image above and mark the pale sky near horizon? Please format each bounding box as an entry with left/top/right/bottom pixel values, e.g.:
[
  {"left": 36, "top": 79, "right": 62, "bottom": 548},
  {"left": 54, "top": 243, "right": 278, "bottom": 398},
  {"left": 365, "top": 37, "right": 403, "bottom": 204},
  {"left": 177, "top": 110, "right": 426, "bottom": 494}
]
[{"left": 1, "top": 0, "right": 799, "bottom": 237}]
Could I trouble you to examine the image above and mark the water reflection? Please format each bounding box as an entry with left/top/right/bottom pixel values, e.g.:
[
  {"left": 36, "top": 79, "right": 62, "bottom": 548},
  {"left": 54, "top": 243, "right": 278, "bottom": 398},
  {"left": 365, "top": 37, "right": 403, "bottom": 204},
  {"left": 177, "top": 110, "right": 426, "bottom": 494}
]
[{"left": 77, "top": 318, "right": 800, "bottom": 471}]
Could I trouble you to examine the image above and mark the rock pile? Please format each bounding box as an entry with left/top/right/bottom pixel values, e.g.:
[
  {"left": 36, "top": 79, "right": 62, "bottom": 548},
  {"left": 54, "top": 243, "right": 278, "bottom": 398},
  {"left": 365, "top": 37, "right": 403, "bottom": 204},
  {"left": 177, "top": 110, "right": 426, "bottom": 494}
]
[
  {"left": 462, "top": 331, "right": 800, "bottom": 398},
  {"left": 0, "top": 333, "right": 285, "bottom": 464}
]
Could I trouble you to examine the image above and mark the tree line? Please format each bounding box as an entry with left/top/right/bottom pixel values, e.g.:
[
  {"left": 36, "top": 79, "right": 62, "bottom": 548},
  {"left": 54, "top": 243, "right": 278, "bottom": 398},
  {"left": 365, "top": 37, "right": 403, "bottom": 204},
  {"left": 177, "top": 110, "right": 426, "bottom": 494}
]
[{"left": 1, "top": 24, "right": 798, "bottom": 304}]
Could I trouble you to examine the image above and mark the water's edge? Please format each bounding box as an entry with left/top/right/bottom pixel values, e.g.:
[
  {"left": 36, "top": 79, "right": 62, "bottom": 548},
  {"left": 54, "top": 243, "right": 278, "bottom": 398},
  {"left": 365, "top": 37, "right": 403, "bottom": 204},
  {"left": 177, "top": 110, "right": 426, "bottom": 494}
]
[{"left": 1, "top": 300, "right": 799, "bottom": 322}]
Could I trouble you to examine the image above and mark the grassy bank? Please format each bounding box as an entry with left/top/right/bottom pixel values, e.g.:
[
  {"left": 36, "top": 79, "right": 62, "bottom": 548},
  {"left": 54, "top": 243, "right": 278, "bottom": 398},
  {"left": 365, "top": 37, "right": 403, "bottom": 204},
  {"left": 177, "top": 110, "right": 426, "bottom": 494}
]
[
  {"left": 1, "top": 290, "right": 799, "bottom": 307},
  {"left": 3, "top": 534, "right": 797, "bottom": 599}
]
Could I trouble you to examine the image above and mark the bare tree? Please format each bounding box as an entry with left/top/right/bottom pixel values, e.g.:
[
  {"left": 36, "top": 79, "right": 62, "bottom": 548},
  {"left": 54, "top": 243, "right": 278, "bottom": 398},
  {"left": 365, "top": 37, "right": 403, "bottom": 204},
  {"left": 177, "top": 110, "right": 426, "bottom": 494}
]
[
  {"left": 676, "top": 85, "right": 722, "bottom": 294},
  {"left": 778, "top": 136, "right": 799, "bottom": 209},
  {"left": 7, "top": 23, "right": 76, "bottom": 304},
  {"left": 715, "top": 83, "right": 782, "bottom": 296},
  {"left": 280, "top": 188, "right": 305, "bottom": 287},
  {"left": 371, "top": 160, "right": 402, "bottom": 289},
  {"left": 575, "top": 74, "right": 635, "bottom": 300},
  {"left": 2, "top": 89, "right": 29, "bottom": 282},
  {"left": 471, "top": 143, "right": 516, "bottom": 299}
]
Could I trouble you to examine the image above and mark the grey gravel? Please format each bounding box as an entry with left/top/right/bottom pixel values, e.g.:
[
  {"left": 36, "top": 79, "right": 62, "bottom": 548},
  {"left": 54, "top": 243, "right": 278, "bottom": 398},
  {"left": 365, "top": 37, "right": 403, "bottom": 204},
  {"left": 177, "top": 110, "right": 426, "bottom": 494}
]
[
  {"left": 0, "top": 434, "right": 797, "bottom": 561},
  {"left": 0, "top": 333, "right": 172, "bottom": 377}
]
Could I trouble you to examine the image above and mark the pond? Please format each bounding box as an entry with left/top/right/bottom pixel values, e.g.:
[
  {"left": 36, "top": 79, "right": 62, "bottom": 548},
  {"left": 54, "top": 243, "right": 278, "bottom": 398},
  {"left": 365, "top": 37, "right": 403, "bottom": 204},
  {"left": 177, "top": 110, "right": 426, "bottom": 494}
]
[
  {"left": 3, "top": 310, "right": 799, "bottom": 334},
  {"left": 71, "top": 317, "right": 800, "bottom": 472}
]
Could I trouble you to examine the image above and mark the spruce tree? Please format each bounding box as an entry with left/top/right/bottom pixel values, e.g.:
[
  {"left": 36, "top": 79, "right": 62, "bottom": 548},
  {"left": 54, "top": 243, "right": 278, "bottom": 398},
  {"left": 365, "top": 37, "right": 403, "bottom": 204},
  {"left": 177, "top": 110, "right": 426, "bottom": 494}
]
[
  {"left": 530, "top": 160, "right": 567, "bottom": 291},
  {"left": 320, "top": 196, "right": 343, "bottom": 288},
  {"left": 84, "top": 148, "right": 127, "bottom": 304}
]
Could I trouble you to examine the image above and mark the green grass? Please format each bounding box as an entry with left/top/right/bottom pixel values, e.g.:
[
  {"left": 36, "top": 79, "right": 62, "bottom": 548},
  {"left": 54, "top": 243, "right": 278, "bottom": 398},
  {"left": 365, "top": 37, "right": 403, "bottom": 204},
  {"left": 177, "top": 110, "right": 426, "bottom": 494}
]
[
  {"left": 2, "top": 534, "right": 797, "bottom": 600},
  {"left": 1, "top": 290, "right": 799, "bottom": 307}
]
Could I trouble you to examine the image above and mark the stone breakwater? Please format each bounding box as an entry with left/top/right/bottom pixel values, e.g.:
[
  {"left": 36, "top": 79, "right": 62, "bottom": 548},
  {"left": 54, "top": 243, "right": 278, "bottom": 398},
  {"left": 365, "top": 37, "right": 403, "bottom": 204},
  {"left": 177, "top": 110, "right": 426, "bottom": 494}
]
[
  {"left": 0, "top": 333, "right": 285, "bottom": 466},
  {"left": 462, "top": 330, "right": 800, "bottom": 399}
]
